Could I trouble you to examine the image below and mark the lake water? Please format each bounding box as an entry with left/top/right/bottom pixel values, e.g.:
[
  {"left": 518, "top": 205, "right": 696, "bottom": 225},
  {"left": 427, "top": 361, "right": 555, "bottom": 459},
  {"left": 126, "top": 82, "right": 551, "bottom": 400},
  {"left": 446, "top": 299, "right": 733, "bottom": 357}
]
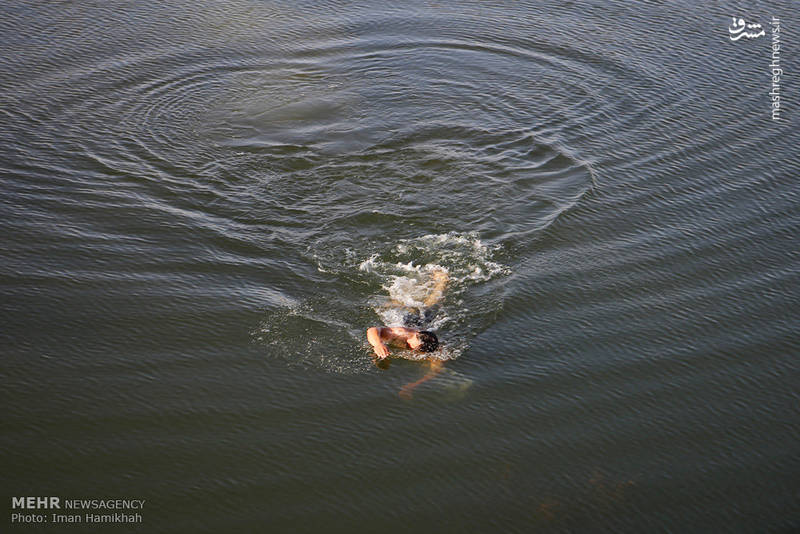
[{"left": 2, "top": 1, "right": 798, "bottom": 532}]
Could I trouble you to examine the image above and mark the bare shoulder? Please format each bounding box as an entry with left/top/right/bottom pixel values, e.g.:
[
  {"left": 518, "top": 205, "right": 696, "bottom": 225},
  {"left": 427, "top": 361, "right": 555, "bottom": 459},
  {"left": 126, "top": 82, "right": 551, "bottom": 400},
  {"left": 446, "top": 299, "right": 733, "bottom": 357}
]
[
  {"left": 385, "top": 326, "right": 414, "bottom": 336},
  {"left": 367, "top": 326, "right": 392, "bottom": 339}
]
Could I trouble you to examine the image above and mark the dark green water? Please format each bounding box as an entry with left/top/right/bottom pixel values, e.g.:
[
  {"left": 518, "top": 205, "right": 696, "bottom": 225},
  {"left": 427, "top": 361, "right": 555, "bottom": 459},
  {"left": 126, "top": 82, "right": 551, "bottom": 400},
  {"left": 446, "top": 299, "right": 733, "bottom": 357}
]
[{"left": 2, "top": 1, "right": 798, "bottom": 532}]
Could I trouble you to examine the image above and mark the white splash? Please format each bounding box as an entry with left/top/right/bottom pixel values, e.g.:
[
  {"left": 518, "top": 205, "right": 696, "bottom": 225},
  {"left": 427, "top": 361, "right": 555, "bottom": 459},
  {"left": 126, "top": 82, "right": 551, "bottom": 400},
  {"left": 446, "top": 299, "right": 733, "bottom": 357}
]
[{"left": 362, "top": 232, "right": 509, "bottom": 340}]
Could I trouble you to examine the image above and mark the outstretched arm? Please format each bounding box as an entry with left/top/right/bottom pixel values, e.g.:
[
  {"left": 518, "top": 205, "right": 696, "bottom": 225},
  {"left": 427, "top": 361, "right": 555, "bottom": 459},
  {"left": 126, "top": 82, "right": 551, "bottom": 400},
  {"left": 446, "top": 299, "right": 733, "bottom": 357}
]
[
  {"left": 367, "top": 327, "right": 390, "bottom": 359},
  {"left": 399, "top": 359, "right": 445, "bottom": 399}
]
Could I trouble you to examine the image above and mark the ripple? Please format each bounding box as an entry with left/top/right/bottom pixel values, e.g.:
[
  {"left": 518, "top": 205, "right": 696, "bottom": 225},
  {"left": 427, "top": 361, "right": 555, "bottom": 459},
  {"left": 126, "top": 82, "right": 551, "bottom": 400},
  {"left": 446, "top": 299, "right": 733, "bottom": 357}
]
[
  {"left": 8, "top": 1, "right": 775, "bottom": 381},
  {"left": 4, "top": 3, "right": 799, "bottom": 531}
]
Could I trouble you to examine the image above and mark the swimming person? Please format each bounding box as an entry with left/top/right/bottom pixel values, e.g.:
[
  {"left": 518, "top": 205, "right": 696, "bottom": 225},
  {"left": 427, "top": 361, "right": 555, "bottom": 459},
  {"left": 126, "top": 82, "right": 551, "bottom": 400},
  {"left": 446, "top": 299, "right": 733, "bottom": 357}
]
[
  {"left": 366, "top": 326, "right": 440, "bottom": 359},
  {"left": 366, "top": 269, "right": 448, "bottom": 360},
  {"left": 367, "top": 269, "right": 449, "bottom": 398}
]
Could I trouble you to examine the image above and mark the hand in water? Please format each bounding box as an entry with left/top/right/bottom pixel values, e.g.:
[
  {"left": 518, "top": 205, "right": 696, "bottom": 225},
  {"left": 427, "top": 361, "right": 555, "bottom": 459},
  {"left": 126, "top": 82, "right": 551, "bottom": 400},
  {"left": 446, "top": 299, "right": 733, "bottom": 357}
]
[
  {"left": 398, "top": 384, "right": 414, "bottom": 400},
  {"left": 367, "top": 327, "right": 391, "bottom": 359},
  {"left": 373, "top": 342, "right": 390, "bottom": 359}
]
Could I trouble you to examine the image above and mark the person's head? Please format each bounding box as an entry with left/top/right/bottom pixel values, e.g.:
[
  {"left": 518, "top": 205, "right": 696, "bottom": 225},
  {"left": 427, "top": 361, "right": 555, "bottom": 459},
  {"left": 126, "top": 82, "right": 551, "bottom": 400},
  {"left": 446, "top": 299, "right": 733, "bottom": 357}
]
[{"left": 409, "top": 330, "right": 438, "bottom": 352}]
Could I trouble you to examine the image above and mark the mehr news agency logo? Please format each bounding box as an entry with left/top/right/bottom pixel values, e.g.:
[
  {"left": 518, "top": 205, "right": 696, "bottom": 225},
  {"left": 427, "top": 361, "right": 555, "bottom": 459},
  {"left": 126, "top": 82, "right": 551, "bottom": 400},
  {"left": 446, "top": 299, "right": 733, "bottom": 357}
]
[
  {"left": 728, "top": 16, "right": 783, "bottom": 121},
  {"left": 11, "top": 496, "right": 145, "bottom": 525}
]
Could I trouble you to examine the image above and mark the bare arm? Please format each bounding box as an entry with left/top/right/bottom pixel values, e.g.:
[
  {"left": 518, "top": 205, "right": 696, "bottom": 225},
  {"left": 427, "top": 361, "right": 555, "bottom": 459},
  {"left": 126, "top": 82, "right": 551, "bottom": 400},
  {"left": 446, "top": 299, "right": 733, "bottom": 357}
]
[
  {"left": 399, "top": 359, "right": 444, "bottom": 399},
  {"left": 367, "top": 327, "right": 390, "bottom": 359}
]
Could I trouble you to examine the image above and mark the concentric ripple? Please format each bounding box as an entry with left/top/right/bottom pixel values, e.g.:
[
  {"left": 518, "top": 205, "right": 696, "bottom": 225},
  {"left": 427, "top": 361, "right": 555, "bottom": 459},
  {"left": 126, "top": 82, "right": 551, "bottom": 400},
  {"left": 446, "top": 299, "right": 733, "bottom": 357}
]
[
  {"left": 212, "top": 33, "right": 603, "bottom": 370},
  {"left": 0, "top": 1, "right": 674, "bottom": 374},
  {"left": 3, "top": 1, "right": 799, "bottom": 531}
]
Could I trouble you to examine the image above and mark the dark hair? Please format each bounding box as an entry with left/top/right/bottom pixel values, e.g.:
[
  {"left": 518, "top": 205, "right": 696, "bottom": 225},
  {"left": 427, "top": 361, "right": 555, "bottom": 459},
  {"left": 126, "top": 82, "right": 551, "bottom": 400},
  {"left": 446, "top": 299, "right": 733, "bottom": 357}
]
[{"left": 418, "top": 331, "right": 439, "bottom": 352}]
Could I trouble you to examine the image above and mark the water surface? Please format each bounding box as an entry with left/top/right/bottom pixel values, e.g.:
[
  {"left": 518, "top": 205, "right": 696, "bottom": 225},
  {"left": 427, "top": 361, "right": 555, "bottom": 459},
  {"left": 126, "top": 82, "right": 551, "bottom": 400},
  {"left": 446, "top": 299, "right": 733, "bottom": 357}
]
[{"left": 2, "top": 1, "right": 798, "bottom": 532}]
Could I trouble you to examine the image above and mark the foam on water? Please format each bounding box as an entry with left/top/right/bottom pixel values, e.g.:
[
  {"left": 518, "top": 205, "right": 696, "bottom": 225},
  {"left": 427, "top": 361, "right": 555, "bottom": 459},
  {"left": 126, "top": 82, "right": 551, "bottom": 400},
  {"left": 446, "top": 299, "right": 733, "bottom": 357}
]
[
  {"left": 360, "top": 231, "right": 507, "bottom": 281},
  {"left": 259, "top": 231, "right": 509, "bottom": 369},
  {"left": 358, "top": 232, "right": 510, "bottom": 361}
]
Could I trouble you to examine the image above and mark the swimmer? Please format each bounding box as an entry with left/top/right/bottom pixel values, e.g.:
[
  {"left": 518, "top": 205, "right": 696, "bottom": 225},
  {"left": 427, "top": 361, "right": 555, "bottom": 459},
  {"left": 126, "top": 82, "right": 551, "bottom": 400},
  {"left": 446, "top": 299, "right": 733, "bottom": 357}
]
[
  {"left": 366, "top": 268, "right": 448, "bottom": 360},
  {"left": 366, "top": 326, "right": 439, "bottom": 359},
  {"left": 367, "top": 268, "right": 449, "bottom": 398}
]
